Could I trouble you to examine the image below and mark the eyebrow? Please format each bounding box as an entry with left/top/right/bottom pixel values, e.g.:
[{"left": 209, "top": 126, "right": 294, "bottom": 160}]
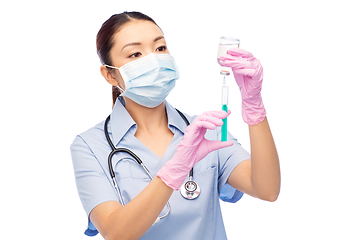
[{"left": 121, "top": 36, "right": 165, "bottom": 51}]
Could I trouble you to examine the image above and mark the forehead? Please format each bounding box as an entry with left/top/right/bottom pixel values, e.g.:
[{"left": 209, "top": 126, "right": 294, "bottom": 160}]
[{"left": 113, "top": 20, "right": 163, "bottom": 49}]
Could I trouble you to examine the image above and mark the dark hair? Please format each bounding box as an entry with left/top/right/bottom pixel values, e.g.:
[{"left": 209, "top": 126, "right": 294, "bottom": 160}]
[{"left": 96, "top": 12, "right": 159, "bottom": 105}]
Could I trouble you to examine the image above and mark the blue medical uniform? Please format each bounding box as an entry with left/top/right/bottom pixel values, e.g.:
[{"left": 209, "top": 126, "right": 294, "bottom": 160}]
[{"left": 70, "top": 97, "right": 250, "bottom": 239}]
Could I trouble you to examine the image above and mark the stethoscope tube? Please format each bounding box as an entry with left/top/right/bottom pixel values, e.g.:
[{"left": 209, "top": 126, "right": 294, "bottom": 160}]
[
  {"left": 104, "top": 109, "right": 200, "bottom": 224},
  {"left": 105, "top": 116, "right": 170, "bottom": 221},
  {"left": 175, "top": 110, "right": 194, "bottom": 182}
]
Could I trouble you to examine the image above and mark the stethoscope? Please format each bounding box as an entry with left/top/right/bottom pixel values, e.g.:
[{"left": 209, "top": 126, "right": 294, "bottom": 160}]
[{"left": 104, "top": 109, "right": 201, "bottom": 222}]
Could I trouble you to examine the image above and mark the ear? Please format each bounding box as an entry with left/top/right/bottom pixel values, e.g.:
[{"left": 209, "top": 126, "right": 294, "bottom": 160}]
[{"left": 100, "top": 65, "right": 119, "bottom": 86}]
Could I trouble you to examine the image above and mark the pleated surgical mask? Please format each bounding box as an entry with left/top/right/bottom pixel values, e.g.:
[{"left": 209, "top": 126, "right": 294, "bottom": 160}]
[{"left": 105, "top": 53, "right": 179, "bottom": 108}]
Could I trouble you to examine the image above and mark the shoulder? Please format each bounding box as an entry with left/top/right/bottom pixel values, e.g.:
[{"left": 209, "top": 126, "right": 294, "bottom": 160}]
[
  {"left": 70, "top": 119, "right": 112, "bottom": 172},
  {"left": 71, "top": 120, "right": 106, "bottom": 149},
  {"left": 79, "top": 120, "right": 106, "bottom": 139}
]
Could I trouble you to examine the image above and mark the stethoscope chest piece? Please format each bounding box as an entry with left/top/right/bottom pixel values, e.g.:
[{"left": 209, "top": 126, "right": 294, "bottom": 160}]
[{"left": 180, "top": 179, "right": 200, "bottom": 200}]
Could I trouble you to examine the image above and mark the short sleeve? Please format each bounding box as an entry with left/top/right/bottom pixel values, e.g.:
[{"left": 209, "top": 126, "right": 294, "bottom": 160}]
[
  {"left": 217, "top": 131, "right": 251, "bottom": 203},
  {"left": 70, "top": 136, "right": 119, "bottom": 236}
]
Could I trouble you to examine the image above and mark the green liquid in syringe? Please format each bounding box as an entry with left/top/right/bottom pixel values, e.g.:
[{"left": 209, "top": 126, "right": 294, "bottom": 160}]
[{"left": 221, "top": 104, "right": 228, "bottom": 141}]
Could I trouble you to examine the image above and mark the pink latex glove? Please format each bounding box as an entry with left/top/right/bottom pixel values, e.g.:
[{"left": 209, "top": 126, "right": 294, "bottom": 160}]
[
  {"left": 156, "top": 111, "right": 234, "bottom": 190},
  {"left": 219, "top": 48, "right": 266, "bottom": 125}
]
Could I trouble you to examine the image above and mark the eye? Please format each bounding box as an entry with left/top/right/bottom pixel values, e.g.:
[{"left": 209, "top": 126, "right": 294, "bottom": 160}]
[
  {"left": 156, "top": 46, "right": 167, "bottom": 52},
  {"left": 129, "top": 52, "right": 141, "bottom": 58}
]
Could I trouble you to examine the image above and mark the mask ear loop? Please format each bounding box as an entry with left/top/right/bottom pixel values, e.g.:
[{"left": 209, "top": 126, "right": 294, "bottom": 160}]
[
  {"left": 104, "top": 64, "right": 126, "bottom": 93},
  {"left": 117, "top": 85, "right": 125, "bottom": 93},
  {"left": 104, "top": 64, "right": 119, "bottom": 70}
]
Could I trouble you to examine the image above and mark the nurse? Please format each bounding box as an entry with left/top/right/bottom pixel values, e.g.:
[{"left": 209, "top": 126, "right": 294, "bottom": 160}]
[{"left": 70, "top": 11, "right": 280, "bottom": 240}]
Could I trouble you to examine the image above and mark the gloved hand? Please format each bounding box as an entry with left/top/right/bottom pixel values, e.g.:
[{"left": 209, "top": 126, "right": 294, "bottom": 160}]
[
  {"left": 156, "top": 111, "right": 234, "bottom": 190},
  {"left": 218, "top": 48, "right": 266, "bottom": 125}
]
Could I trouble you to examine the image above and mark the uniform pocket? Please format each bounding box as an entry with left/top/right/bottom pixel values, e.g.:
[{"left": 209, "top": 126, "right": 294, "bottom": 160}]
[
  {"left": 161, "top": 166, "right": 217, "bottom": 240},
  {"left": 113, "top": 156, "right": 152, "bottom": 205}
]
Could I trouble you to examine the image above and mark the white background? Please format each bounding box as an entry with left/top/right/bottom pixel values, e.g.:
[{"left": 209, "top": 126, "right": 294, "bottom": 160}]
[{"left": 1, "top": 0, "right": 345, "bottom": 239}]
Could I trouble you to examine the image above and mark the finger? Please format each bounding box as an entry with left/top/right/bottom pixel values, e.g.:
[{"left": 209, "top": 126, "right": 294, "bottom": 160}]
[
  {"left": 201, "top": 110, "right": 229, "bottom": 120},
  {"left": 186, "top": 117, "right": 219, "bottom": 134},
  {"left": 221, "top": 108, "right": 231, "bottom": 116},
  {"left": 195, "top": 114, "right": 227, "bottom": 131},
  {"left": 221, "top": 59, "right": 254, "bottom": 70},
  {"left": 232, "top": 68, "right": 256, "bottom": 77},
  {"left": 218, "top": 57, "right": 256, "bottom": 73},
  {"left": 219, "top": 55, "right": 250, "bottom": 65},
  {"left": 190, "top": 110, "right": 231, "bottom": 132},
  {"left": 226, "top": 48, "right": 253, "bottom": 58},
  {"left": 195, "top": 113, "right": 227, "bottom": 128},
  {"left": 206, "top": 139, "right": 234, "bottom": 152},
  {"left": 195, "top": 120, "right": 218, "bottom": 130},
  {"left": 219, "top": 54, "right": 249, "bottom": 63}
]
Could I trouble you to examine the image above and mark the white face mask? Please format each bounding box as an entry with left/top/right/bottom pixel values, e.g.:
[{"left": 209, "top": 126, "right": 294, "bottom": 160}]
[{"left": 105, "top": 53, "right": 179, "bottom": 108}]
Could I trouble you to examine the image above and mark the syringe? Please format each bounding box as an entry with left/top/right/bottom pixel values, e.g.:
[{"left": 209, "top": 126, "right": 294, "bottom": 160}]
[
  {"left": 221, "top": 76, "right": 228, "bottom": 141},
  {"left": 217, "top": 37, "right": 239, "bottom": 141}
]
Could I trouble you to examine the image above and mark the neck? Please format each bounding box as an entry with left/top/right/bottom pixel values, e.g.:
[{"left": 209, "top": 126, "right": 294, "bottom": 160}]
[{"left": 124, "top": 97, "right": 168, "bottom": 133}]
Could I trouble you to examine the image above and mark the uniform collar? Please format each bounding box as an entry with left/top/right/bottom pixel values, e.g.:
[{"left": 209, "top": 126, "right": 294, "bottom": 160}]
[
  {"left": 165, "top": 100, "right": 189, "bottom": 134},
  {"left": 109, "top": 97, "right": 188, "bottom": 147},
  {"left": 110, "top": 97, "right": 136, "bottom": 147}
]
